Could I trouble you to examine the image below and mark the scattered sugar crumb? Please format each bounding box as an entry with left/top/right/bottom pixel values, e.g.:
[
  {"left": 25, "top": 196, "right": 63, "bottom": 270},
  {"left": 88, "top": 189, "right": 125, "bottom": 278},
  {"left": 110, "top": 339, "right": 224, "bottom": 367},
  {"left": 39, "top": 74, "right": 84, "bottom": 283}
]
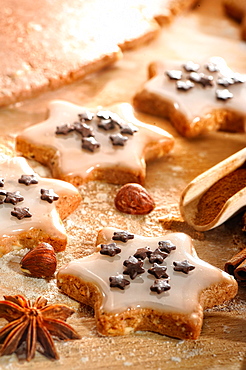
[
  {"left": 96, "top": 192, "right": 108, "bottom": 201},
  {"left": 170, "top": 165, "right": 183, "bottom": 172},
  {"left": 170, "top": 356, "right": 181, "bottom": 362},
  {"left": 223, "top": 325, "right": 231, "bottom": 333},
  {"left": 80, "top": 356, "right": 89, "bottom": 363}
]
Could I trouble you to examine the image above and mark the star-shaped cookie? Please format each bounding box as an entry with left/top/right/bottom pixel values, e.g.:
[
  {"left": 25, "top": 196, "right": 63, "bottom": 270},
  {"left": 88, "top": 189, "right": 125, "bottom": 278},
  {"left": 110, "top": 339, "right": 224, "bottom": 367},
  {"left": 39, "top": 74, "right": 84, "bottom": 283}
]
[
  {"left": 133, "top": 56, "right": 246, "bottom": 138},
  {"left": 16, "top": 101, "right": 174, "bottom": 186},
  {"left": 57, "top": 227, "right": 237, "bottom": 340},
  {"left": 0, "top": 156, "right": 81, "bottom": 256}
]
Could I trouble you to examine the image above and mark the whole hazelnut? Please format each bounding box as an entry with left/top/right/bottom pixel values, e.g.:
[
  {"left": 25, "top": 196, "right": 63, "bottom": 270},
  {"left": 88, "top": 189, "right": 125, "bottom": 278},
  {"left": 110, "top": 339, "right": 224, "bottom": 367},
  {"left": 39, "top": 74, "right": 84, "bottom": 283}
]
[
  {"left": 20, "top": 242, "right": 57, "bottom": 278},
  {"left": 114, "top": 183, "right": 155, "bottom": 215}
]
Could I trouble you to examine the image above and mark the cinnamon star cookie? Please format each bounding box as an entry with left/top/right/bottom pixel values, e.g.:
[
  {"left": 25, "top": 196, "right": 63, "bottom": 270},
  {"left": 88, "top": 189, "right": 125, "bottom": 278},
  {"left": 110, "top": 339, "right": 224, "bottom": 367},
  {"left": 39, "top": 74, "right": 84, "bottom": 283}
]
[
  {"left": 16, "top": 101, "right": 174, "bottom": 186},
  {"left": 57, "top": 227, "right": 237, "bottom": 340},
  {"left": 133, "top": 56, "right": 246, "bottom": 138},
  {"left": 0, "top": 156, "right": 81, "bottom": 256}
]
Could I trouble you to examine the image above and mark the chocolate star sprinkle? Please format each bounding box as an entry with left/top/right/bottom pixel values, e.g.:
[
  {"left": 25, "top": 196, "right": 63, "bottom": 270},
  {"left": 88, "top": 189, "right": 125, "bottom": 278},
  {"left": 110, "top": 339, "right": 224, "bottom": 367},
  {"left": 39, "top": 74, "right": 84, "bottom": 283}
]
[
  {"left": 183, "top": 61, "right": 200, "bottom": 72},
  {"left": 216, "top": 89, "right": 233, "bottom": 101},
  {"left": 112, "top": 231, "right": 134, "bottom": 243},
  {"left": 78, "top": 110, "right": 94, "bottom": 122},
  {"left": 217, "top": 76, "right": 234, "bottom": 87},
  {"left": 82, "top": 137, "right": 100, "bottom": 152},
  {"left": 148, "top": 248, "right": 168, "bottom": 264},
  {"left": 40, "top": 189, "right": 59, "bottom": 203},
  {"left": 97, "top": 119, "right": 115, "bottom": 131},
  {"left": 123, "top": 256, "right": 145, "bottom": 280},
  {"left": 110, "top": 133, "right": 128, "bottom": 146},
  {"left": 18, "top": 174, "right": 39, "bottom": 186},
  {"left": 176, "top": 80, "right": 194, "bottom": 91},
  {"left": 166, "top": 70, "right": 183, "bottom": 80},
  {"left": 189, "top": 72, "right": 214, "bottom": 87},
  {"left": 0, "top": 190, "right": 6, "bottom": 204},
  {"left": 148, "top": 263, "right": 169, "bottom": 279},
  {"left": 100, "top": 243, "right": 121, "bottom": 257},
  {"left": 97, "top": 110, "right": 112, "bottom": 120},
  {"left": 5, "top": 191, "right": 24, "bottom": 205},
  {"left": 123, "top": 255, "right": 139, "bottom": 266},
  {"left": 55, "top": 124, "right": 74, "bottom": 135},
  {"left": 0, "top": 178, "right": 4, "bottom": 187},
  {"left": 133, "top": 246, "right": 152, "bottom": 260},
  {"left": 109, "top": 275, "right": 130, "bottom": 290},
  {"left": 108, "top": 112, "right": 124, "bottom": 126},
  {"left": 150, "top": 279, "right": 171, "bottom": 294},
  {"left": 173, "top": 259, "right": 195, "bottom": 274},
  {"left": 158, "top": 240, "right": 176, "bottom": 254},
  {"left": 205, "top": 62, "right": 220, "bottom": 72},
  {"left": 232, "top": 72, "right": 246, "bottom": 84},
  {"left": 119, "top": 123, "right": 138, "bottom": 135},
  {"left": 11, "top": 207, "right": 32, "bottom": 220},
  {"left": 74, "top": 122, "right": 95, "bottom": 137}
]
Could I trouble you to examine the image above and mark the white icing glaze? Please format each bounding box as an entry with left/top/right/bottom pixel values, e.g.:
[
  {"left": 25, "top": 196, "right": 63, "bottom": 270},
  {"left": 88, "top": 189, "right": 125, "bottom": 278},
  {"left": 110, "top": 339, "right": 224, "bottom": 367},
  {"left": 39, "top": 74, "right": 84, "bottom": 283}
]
[
  {"left": 17, "top": 101, "right": 173, "bottom": 180},
  {"left": 58, "top": 227, "right": 235, "bottom": 315},
  {"left": 0, "top": 156, "right": 79, "bottom": 241},
  {"left": 145, "top": 57, "right": 246, "bottom": 126}
]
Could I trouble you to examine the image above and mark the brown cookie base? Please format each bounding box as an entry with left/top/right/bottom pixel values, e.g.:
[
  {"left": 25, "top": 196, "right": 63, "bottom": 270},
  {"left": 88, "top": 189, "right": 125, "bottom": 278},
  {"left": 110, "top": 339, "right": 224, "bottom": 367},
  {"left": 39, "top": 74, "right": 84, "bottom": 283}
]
[
  {"left": 0, "top": 190, "right": 81, "bottom": 257},
  {"left": 57, "top": 273, "right": 237, "bottom": 340},
  {"left": 16, "top": 129, "right": 174, "bottom": 186},
  {"left": 15, "top": 137, "right": 144, "bottom": 185},
  {"left": 0, "top": 229, "right": 66, "bottom": 257},
  {"left": 133, "top": 88, "right": 245, "bottom": 138}
]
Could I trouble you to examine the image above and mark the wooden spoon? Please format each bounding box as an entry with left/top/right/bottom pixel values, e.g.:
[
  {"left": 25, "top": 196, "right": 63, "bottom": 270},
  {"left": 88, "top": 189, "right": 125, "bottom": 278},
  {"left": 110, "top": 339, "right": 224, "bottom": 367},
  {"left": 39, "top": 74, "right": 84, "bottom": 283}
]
[{"left": 179, "top": 147, "right": 246, "bottom": 231}]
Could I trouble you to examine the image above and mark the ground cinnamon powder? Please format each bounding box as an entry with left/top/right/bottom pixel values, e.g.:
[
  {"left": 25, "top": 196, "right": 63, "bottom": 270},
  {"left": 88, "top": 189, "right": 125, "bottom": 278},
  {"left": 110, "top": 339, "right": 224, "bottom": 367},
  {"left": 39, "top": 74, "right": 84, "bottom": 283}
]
[{"left": 195, "top": 167, "right": 246, "bottom": 226}]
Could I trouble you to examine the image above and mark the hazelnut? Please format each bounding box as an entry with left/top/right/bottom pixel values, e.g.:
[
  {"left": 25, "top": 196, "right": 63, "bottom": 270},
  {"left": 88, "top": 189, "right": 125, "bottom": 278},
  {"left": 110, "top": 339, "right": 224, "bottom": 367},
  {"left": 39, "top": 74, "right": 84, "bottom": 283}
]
[
  {"left": 20, "top": 242, "right": 57, "bottom": 278},
  {"left": 114, "top": 183, "right": 155, "bottom": 215}
]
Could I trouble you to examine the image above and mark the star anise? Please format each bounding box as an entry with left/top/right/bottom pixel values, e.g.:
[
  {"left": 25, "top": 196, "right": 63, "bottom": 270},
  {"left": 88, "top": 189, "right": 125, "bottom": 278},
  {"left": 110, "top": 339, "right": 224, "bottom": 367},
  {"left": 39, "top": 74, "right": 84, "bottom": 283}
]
[{"left": 0, "top": 295, "right": 81, "bottom": 361}]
